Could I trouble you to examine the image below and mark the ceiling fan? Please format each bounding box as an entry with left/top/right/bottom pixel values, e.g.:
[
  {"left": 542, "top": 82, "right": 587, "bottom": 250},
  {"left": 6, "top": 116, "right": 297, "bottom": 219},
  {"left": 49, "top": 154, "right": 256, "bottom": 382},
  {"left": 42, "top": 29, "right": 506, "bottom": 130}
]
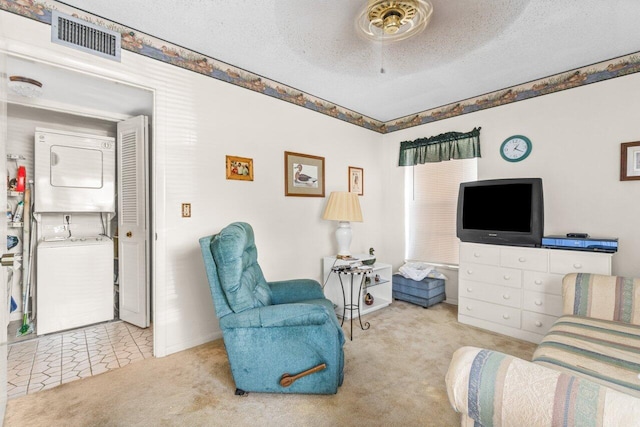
[{"left": 355, "top": 0, "right": 434, "bottom": 42}]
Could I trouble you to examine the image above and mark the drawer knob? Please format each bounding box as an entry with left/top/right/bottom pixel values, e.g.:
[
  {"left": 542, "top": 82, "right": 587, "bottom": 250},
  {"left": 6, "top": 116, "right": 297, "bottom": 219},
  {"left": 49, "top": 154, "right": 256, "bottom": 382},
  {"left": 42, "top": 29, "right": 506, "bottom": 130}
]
[
  {"left": 502, "top": 294, "right": 510, "bottom": 300},
  {"left": 573, "top": 263, "right": 582, "bottom": 269},
  {"left": 466, "top": 306, "right": 472, "bottom": 311},
  {"left": 466, "top": 287, "right": 473, "bottom": 293},
  {"left": 473, "top": 253, "right": 480, "bottom": 258},
  {"left": 503, "top": 275, "right": 511, "bottom": 280},
  {"left": 518, "top": 257, "right": 526, "bottom": 263},
  {"left": 467, "top": 270, "right": 473, "bottom": 275},
  {"left": 502, "top": 314, "right": 510, "bottom": 320},
  {"left": 535, "top": 300, "right": 543, "bottom": 306},
  {"left": 535, "top": 321, "right": 543, "bottom": 327},
  {"left": 534, "top": 279, "right": 542, "bottom": 285}
]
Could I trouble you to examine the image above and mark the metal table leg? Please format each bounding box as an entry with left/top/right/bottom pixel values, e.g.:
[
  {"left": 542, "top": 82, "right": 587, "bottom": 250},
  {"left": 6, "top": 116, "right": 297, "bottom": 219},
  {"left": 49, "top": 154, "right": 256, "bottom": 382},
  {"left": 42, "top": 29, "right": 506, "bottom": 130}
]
[{"left": 336, "top": 270, "right": 370, "bottom": 341}]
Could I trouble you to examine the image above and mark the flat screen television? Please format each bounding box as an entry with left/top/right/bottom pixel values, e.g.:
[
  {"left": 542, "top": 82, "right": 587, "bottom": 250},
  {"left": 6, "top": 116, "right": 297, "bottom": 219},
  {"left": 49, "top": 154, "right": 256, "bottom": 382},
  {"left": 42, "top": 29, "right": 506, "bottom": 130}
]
[{"left": 456, "top": 178, "right": 544, "bottom": 247}]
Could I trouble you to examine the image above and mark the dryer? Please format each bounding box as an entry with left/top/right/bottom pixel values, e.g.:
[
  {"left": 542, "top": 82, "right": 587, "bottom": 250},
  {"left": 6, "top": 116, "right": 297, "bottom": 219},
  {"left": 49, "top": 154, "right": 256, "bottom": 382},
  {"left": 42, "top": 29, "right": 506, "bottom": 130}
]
[
  {"left": 34, "top": 128, "right": 115, "bottom": 213},
  {"left": 36, "top": 236, "right": 113, "bottom": 335}
]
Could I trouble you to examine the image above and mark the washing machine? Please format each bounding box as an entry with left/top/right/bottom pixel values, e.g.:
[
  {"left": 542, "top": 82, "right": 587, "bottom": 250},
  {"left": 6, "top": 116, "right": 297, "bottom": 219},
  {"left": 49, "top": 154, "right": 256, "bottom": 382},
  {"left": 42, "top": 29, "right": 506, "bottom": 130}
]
[{"left": 36, "top": 236, "right": 113, "bottom": 335}]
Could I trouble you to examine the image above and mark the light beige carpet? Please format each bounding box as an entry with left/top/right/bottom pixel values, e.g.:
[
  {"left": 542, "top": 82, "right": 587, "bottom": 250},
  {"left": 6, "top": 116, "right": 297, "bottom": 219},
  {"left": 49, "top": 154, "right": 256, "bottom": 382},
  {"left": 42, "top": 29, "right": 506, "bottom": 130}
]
[{"left": 4, "top": 302, "right": 535, "bottom": 426}]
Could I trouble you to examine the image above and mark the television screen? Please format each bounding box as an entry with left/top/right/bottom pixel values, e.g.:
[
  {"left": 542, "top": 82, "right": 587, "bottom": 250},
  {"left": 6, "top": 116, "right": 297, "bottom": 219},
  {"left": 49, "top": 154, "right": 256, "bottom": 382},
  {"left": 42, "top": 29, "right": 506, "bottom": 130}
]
[
  {"left": 457, "top": 178, "right": 543, "bottom": 247},
  {"left": 462, "top": 184, "right": 533, "bottom": 232}
]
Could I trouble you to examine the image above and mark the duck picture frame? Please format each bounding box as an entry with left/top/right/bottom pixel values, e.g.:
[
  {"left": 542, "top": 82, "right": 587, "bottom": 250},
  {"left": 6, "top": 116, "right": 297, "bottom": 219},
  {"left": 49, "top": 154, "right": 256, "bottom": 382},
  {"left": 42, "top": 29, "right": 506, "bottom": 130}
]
[{"left": 284, "top": 151, "right": 325, "bottom": 197}]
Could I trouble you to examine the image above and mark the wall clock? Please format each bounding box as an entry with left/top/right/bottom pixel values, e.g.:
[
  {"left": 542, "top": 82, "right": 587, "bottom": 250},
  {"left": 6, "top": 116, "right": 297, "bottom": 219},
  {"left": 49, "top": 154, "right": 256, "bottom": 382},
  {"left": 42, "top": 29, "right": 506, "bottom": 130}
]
[{"left": 500, "top": 135, "right": 532, "bottom": 162}]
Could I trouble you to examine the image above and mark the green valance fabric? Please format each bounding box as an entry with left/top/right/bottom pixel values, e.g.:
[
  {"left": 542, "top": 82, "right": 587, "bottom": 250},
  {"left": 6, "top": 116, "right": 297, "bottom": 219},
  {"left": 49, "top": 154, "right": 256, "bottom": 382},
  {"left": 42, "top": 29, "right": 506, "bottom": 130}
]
[{"left": 398, "top": 127, "right": 481, "bottom": 166}]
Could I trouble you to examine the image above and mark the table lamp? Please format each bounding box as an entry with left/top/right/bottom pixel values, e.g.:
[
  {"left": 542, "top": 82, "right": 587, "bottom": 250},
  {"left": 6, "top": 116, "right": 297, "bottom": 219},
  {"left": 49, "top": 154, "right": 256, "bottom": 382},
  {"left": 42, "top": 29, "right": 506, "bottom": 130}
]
[{"left": 322, "top": 191, "right": 363, "bottom": 259}]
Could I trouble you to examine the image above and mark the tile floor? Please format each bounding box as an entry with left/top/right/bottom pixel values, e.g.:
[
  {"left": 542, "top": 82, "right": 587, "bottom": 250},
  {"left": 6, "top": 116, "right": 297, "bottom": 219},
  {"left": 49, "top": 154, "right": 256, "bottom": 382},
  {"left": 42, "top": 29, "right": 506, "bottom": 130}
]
[{"left": 7, "top": 321, "right": 152, "bottom": 399}]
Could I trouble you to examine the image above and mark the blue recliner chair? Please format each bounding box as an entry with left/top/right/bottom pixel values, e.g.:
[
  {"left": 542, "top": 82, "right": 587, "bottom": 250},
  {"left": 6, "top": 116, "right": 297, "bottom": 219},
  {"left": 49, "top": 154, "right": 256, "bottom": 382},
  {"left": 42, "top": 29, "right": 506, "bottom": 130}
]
[{"left": 199, "top": 222, "right": 345, "bottom": 395}]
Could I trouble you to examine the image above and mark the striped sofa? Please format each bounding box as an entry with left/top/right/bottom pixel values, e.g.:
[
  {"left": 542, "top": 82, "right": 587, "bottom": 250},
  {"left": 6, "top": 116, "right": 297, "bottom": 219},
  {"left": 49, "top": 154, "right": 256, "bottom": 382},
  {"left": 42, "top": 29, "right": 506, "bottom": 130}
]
[{"left": 446, "top": 273, "right": 640, "bottom": 426}]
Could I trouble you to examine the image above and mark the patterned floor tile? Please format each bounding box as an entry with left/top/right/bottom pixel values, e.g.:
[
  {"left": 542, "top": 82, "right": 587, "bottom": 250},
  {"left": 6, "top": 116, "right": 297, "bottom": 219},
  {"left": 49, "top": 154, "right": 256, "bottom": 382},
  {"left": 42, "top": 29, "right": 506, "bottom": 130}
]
[{"left": 7, "top": 321, "right": 152, "bottom": 399}]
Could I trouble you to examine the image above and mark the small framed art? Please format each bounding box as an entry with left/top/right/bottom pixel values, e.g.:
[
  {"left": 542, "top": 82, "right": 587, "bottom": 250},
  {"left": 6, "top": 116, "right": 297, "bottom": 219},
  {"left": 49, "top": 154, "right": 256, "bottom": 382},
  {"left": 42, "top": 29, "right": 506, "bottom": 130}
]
[
  {"left": 349, "top": 166, "right": 364, "bottom": 196},
  {"left": 226, "top": 155, "right": 253, "bottom": 181},
  {"left": 620, "top": 141, "right": 640, "bottom": 181},
  {"left": 284, "top": 151, "right": 325, "bottom": 197}
]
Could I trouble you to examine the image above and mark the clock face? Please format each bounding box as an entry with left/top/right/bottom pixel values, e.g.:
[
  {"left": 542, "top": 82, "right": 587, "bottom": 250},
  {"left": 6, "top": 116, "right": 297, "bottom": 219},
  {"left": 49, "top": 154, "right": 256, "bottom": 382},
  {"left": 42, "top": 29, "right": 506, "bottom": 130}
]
[{"left": 500, "top": 135, "right": 532, "bottom": 162}]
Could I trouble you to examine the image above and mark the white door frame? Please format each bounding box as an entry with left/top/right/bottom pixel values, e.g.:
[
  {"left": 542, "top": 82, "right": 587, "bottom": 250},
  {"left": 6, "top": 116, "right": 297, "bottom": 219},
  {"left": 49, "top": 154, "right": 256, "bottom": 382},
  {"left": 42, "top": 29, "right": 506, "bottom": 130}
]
[
  {"left": 0, "top": 13, "right": 186, "bottom": 411},
  {"left": 0, "top": 54, "right": 158, "bottom": 335},
  {"left": 0, "top": 49, "right": 9, "bottom": 421}
]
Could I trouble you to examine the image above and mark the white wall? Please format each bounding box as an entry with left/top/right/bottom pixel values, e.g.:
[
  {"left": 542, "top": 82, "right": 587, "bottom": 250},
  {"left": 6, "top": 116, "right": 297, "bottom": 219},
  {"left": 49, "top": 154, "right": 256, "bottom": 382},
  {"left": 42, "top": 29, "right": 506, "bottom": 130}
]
[
  {"left": 165, "top": 66, "right": 386, "bottom": 352},
  {"left": 383, "top": 73, "right": 640, "bottom": 278},
  {"left": 0, "top": 11, "right": 384, "bottom": 357}
]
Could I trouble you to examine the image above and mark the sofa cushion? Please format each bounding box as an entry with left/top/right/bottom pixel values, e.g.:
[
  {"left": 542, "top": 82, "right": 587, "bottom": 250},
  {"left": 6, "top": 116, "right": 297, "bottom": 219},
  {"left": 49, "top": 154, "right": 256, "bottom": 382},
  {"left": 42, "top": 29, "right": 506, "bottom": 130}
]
[
  {"left": 563, "top": 273, "right": 640, "bottom": 325},
  {"left": 533, "top": 315, "right": 640, "bottom": 398},
  {"left": 212, "top": 223, "right": 272, "bottom": 313}
]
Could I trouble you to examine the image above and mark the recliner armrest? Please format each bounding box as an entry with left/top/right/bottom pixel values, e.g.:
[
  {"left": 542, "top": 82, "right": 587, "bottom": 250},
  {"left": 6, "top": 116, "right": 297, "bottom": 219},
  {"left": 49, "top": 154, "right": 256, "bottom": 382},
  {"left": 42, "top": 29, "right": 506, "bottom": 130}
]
[
  {"left": 219, "top": 303, "right": 332, "bottom": 329},
  {"left": 268, "top": 279, "right": 325, "bottom": 304}
]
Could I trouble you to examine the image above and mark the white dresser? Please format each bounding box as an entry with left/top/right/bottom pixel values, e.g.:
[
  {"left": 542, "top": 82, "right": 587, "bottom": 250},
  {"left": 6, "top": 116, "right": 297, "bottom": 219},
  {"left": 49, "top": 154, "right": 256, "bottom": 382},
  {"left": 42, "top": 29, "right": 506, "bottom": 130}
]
[{"left": 458, "top": 242, "right": 612, "bottom": 343}]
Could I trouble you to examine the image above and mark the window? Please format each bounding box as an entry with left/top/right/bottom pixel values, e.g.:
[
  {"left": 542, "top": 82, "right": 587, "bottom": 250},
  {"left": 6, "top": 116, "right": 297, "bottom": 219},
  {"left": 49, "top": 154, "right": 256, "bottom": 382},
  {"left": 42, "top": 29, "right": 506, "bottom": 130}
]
[{"left": 404, "top": 158, "right": 477, "bottom": 265}]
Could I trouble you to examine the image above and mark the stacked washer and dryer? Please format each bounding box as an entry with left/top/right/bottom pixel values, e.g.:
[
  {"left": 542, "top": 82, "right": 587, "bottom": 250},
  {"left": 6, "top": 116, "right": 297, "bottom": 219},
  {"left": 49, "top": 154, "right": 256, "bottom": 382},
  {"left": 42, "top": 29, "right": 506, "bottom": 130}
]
[{"left": 34, "top": 128, "right": 115, "bottom": 335}]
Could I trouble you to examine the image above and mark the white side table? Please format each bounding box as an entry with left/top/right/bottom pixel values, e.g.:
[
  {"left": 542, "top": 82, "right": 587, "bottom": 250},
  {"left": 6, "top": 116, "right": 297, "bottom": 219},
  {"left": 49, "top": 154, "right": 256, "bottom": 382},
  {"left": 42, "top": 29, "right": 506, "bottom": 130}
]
[{"left": 322, "top": 256, "right": 392, "bottom": 332}]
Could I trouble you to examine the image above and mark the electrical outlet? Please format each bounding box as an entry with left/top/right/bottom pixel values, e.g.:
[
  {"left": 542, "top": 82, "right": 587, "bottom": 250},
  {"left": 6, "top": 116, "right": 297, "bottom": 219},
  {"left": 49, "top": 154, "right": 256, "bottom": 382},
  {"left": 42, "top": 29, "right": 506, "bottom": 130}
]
[{"left": 181, "top": 203, "right": 191, "bottom": 218}]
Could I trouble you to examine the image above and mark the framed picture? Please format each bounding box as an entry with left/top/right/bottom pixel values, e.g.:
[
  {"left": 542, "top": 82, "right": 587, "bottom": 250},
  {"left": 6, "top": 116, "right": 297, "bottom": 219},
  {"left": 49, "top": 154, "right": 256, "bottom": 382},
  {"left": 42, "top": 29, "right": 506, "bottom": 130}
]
[
  {"left": 349, "top": 166, "right": 364, "bottom": 196},
  {"left": 284, "top": 151, "right": 325, "bottom": 197},
  {"left": 226, "top": 155, "right": 254, "bottom": 181},
  {"left": 620, "top": 141, "right": 640, "bottom": 181}
]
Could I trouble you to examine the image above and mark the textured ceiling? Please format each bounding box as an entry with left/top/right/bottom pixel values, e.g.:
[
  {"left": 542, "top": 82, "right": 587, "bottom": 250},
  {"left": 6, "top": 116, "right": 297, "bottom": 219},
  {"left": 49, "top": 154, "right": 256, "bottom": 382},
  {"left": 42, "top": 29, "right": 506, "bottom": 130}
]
[{"left": 60, "top": 0, "right": 640, "bottom": 122}]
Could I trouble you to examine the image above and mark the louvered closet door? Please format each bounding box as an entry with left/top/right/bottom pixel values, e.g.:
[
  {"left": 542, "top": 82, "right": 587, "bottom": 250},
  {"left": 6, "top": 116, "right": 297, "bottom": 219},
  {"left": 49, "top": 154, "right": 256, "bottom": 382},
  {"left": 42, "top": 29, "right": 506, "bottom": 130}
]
[{"left": 117, "top": 115, "right": 150, "bottom": 328}]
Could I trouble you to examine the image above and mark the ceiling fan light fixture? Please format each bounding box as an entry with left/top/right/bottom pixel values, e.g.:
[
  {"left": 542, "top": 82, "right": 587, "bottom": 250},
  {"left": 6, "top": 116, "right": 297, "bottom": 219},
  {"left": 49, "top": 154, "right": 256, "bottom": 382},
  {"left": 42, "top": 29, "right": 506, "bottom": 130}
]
[
  {"left": 356, "top": 0, "right": 433, "bottom": 42},
  {"left": 8, "top": 75, "right": 43, "bottom": 98},
  {"left": 382, "top": 10, "right": 403, "bottom": 34}
]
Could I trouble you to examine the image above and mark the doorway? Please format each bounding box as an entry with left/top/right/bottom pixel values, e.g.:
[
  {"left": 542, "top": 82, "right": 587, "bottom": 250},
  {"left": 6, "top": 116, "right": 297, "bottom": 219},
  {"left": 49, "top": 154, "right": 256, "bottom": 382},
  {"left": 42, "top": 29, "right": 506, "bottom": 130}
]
[{"left": 2, "top": 55, "right": 155, "bottom": 398}]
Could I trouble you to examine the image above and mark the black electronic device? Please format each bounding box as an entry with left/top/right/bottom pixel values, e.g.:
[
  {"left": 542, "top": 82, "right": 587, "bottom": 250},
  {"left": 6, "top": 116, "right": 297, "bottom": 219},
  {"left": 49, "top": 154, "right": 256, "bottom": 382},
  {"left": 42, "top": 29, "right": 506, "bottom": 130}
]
[
  {"left": 567, "top": 233, "right": 589, "bottom": 238},
  {"left": 456, "top": 178, "right": 544, "bottom": 247}
]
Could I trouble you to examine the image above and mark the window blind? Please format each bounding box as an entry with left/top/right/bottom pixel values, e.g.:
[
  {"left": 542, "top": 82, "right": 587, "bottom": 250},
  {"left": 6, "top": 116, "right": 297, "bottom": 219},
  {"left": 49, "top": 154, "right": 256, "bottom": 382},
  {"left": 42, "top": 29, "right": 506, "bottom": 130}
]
[{"left": 404, "top": 158, "right": 478, "bottom": 265}]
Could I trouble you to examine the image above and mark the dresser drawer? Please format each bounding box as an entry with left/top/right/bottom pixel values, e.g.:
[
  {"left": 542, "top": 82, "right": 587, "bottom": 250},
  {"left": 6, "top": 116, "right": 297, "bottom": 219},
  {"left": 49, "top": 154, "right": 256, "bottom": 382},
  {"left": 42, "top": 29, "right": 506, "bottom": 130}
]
[
  {"left": 459, "top": 297, "right": 521, "bottom": 329},
  {"left": 549, "top": 250, "right": 611, "bottom": 275},
  {"left": 523, "top": 290, "right": 563, "bottom": 316},
  {"left": 500, "top": 247, "right": 548, "bottom": 272},
  {"left": 523, "top": 271, "right": 564, "bottom": 296},
  {"left": 460, "top": 282, "right": 521, "bottom": 308},
  {"left": 460, "top": 243, "right": 500, "bottom": 265},
  {"left": 459, "top": 263, "right": 522, "bottom": 288},
  {"left": 522, "top": 311, "right": 558, "bottom": 335}
]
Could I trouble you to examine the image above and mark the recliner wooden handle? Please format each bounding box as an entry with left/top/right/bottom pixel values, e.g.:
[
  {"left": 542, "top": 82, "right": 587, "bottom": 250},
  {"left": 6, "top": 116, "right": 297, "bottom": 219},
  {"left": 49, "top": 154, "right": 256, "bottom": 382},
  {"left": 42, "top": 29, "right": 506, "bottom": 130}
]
[{"left": 280, "top": 363, "right": 327, "bottom": 387}]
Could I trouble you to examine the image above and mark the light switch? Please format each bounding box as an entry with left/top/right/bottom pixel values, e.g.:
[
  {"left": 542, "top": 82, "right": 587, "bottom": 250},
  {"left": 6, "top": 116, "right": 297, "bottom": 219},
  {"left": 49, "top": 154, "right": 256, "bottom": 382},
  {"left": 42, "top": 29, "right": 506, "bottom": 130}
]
[{"left": 182, "top": 203, "right": 191, "bottom": 218}]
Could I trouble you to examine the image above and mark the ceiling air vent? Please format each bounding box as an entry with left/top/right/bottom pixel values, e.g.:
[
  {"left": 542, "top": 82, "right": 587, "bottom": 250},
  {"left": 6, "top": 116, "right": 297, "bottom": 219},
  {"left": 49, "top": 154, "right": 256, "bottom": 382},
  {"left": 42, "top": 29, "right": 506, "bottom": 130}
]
[{"left": 51, "top": 11, "right": 121, "bottom": 62}]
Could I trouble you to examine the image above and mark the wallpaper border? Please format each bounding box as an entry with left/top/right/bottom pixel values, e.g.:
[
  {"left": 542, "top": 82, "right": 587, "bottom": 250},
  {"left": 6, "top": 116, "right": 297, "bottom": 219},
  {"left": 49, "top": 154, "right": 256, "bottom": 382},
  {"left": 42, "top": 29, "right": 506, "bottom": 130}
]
[{"left": 1, "top": 0, "right": 639, "bottom": 134}]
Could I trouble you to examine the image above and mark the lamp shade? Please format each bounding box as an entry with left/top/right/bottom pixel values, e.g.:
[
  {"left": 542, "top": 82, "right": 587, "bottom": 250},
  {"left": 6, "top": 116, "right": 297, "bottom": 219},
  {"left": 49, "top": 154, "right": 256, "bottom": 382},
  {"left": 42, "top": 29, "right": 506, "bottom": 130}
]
[{"left": 322, "top": 192, "right": 363, "bottom": 222}]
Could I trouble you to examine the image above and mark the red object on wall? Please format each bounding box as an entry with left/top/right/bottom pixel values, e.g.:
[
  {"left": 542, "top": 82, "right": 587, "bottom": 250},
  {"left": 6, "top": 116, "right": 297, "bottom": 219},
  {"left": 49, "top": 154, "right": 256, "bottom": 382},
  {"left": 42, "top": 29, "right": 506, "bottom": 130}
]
[{"left": 16, "top": 166, "right": 26, "bottom": 192}]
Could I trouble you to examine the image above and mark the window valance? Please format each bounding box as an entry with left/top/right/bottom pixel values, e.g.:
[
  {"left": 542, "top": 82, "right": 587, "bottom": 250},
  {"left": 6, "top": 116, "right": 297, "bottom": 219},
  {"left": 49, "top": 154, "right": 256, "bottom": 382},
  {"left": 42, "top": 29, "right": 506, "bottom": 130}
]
[{"left": 398, "top": 127, "right": 481, "bottom": 166}]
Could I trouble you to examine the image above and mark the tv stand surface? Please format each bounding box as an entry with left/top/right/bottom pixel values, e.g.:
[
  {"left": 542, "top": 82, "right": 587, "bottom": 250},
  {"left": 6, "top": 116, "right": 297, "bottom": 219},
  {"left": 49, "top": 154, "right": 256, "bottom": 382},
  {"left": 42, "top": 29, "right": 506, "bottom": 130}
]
[{"left": 457, "top": 242, "right": 612, "bottom": 344}]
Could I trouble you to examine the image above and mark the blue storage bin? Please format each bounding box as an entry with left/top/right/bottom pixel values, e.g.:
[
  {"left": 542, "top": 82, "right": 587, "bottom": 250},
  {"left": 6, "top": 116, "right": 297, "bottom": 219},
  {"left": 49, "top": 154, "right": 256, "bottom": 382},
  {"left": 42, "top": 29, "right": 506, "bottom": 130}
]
[{"left": 392, "top": 274, "right": 445, "bottom": 308}]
